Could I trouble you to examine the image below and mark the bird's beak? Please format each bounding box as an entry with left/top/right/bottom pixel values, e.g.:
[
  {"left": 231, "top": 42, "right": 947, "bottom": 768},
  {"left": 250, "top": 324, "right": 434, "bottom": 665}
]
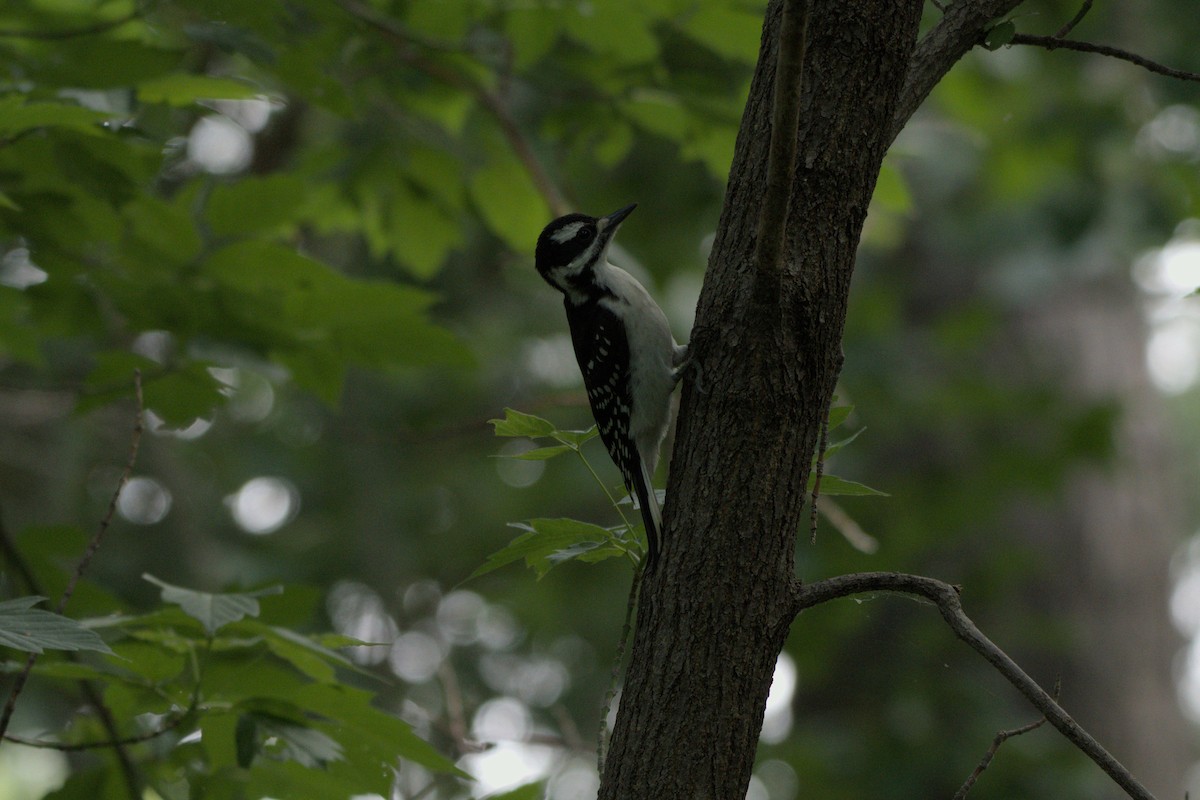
[{"left": 598, "top": 203, "right": 637, "bottom": 232}]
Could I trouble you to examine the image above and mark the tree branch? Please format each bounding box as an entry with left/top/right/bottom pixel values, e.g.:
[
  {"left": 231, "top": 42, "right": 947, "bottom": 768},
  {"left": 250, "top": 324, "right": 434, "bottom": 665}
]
[
  {"left": 792, "top": 572, "right": 1157, "bottom": 800},
  {"left": 334, "top": 0, "right": 571, "bottom": 216},
  {"left": 0, "top": 371, "right": 144, "bottom": 800},
  {"left": 1009, "top": 34, "right": 1200, "bottom": 83},
  {"left": 753, "top": 0, "right": 810, "bottom": 302},
  {"left": 3, "top": 700, "right": 192, "bottom": 751},
  {"left": 890, "top": 0, "right": 1025, "bottom": 143},
  {"left": 952, "top": 713, "right": 1049, "bottom": 799},
  {"left": 0, "top": 505, "right": 142, "bottom": 796},
  {"left": 1053, "top": 0, "right": 1093, "bottom": 38}
]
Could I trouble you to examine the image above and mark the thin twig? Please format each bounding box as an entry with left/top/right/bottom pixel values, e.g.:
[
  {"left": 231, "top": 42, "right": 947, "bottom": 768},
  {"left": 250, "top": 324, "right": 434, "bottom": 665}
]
[
  {"left": 56, "top": 371, "right": 144, "bottom": 616},
  {"left": 334, "top": 0, "right": 570, "bottom": 215},
  {"left": 551, "top": 703, "right": 585, "bottom": 753},
  {"left": 817, "top": 497, "right": 879, "bottom": 553},
  {"left": 3, "top": 701, "right": 193, "bottom": 751},
  {"left": 437, "top": 659, "right": 471, "bottom": 754},
  {"left": 1009, "top": 33, "right": 1200, "bottom": 83},
  {"left": 752, "top": 0, "right": 811, "bottom": 303},
  {"left": 1053, "top": 0, "right": 1093, "bottom": 38},
  {"left": 597, "top": 564, "right": 642, "bottom": 777},
  {"left": 0, "top": 505, "right": 41, "bottom": 595},
  {"left": 792, "top": 572, "right": 1157, "bottom": 800},
  {"left": 809, "top": 416, "right": 827, "bottom": 545},
  {"left": 0, "top": 505, "right": 142, "bottom": 795},
  {"left": 952, "top": 715, "right": 1048, "bottom": 799},
  {"left": 0, "top": 371, "right": 145, "bottom": 800}
]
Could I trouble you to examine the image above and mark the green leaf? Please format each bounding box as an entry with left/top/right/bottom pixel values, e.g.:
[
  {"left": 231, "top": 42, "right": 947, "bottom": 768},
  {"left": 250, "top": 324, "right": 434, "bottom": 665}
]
[
  {"left": 144, "top": 574, "right": 284, "bottom": 636},
  {"left": 679, "top": 5, "right": 763, "bottom": 63},
  {"left": 312, "top": 633, "right": 382, "bottom": 649},
  {"left": 486, "top": 782, "right": 545, "bottom": 800},
  {"left": 203, "top": 241, "right": 470, "bottom": 401},
  {"left": 206, "top": 174, "right": 309, "bottom": 237},
  {"left": 0, "top": 659, "right": 112, "bottom": 682},
  {"left": 505, "top": 9, "right": 561, "bottom": 69},
  {"left": 469, "top": 153, "right": 550, "bottom": 252},
  {"left": 81, "top": 354, "right": 227, "bottom": 427},
  {"left": 551, "top": 426, "right": 599, "bottom": 447},
  {"left": 808, "top": 474, "right": 889, "bottom": 497},
  {"left": 236, "top": 714, "right": 258, "bottom": 768},
  {"left": 105, "top": 640, "right": 186, "bottom": 683},
  {"left": 621, "top": 90, "right": 688, "bottom": 142},
  {"left": 137, "top": 74, "right": 260, "bottom": 105},
  {"left": 983, "top": 20, "right": 1016, "bottom": 50},
  {"left": 27, "top": 39, "right": 181, "bottom": 87},
  {"left": 826, "top": 404, "right": 853, "bottom": 430},
  {"left": 501, "top": 445, "right": 573, "bottom": 460},
  {"left": 246, "top": 622, "right": 377, "bottom": 683},
  {"left": 290, "top": 682, "right": 467, "bottom": 778},
  {"left": 469, "top": 518, "right": 629, "bottom": 580},
  {"left": 563, "top": 0, "right": 658, "bottom": 63},
  {"left": 821, "top": 427, "right": 865, "bottom": 460},
  {"left": 0, "top": 96, "right": 115, "bottom": 138},
  {"left": 490, "top": 408, "right": 558, "bottom": 438},
  {"left": 255, "top": 716, "right": 344, "bottom": 768},
  {"left": 0, "top": 596, "right": 113, "bottom": 654}
]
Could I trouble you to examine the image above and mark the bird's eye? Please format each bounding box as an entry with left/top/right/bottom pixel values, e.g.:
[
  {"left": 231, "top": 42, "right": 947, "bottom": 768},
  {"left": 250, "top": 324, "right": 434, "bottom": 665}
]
[{"left": 578, "top": 227, "right": 595, "bottom": 241}]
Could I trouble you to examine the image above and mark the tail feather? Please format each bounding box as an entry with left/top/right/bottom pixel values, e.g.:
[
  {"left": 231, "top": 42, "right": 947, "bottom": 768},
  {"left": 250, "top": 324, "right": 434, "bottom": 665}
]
[{"left": 632, "top": 460, "right": 662, "bottom": 568}]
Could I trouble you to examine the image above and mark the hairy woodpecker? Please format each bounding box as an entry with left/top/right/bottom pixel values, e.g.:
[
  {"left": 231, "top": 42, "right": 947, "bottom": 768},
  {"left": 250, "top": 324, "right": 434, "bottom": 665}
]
[{"left": 535, "top": 204, "right": 688, "bottom": 567}]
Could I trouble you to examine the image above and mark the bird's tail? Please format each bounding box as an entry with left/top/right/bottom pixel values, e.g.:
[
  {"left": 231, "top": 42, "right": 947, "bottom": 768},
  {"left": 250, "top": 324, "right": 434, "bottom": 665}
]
[{"left": 633, "top": 460, "right": 662, "bottom": 568}]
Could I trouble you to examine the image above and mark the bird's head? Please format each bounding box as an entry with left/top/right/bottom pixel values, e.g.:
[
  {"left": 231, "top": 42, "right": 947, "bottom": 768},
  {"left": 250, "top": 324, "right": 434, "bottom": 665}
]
[{"left": 535, "top": 203, "right": 636, "bottom": 296}]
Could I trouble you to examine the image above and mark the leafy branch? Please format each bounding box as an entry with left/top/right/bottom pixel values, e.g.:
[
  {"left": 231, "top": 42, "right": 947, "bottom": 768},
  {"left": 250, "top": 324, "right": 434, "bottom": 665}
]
[
  {"left": 334, "top": 0, "right": 570, "bottom": 215},
  {"left": 0, "top": 369, "right": 145, "bottom": 798},
  {"left": 0, "top": 4, "right": 147, "bottom": 40}
]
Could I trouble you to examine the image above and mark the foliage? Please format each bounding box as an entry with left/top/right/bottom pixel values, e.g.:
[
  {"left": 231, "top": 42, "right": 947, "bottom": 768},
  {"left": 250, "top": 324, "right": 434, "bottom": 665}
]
[
  {"left": 1, "top": 575, "right": 462, "bottom": 799},
  {"left": 0, "top": 598, "right": 111, "bottom": 655},
  {"left": 0, "top": 0, "right": 1195, "bottom": 798}
]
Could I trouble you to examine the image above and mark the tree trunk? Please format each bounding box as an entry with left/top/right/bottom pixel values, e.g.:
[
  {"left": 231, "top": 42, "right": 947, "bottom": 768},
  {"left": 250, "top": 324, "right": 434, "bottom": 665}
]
[{"left": 597, "top": 1, "right": 924, "bottom": 796}]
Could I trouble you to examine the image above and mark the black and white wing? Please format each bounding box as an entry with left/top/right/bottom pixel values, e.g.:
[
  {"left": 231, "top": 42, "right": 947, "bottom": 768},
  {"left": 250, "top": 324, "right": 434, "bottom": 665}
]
[{"left": 564, "top": 301, "right": 661, "bottom": 565}]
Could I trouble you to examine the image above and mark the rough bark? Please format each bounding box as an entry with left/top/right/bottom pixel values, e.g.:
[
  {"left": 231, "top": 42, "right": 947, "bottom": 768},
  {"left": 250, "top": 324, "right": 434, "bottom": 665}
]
[{"left": 597, "top": 1, "right": 925, "bottom": 796}]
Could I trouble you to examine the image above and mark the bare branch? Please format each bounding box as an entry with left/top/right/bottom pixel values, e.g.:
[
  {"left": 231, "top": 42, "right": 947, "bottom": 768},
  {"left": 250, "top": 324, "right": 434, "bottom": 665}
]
[
  {"left": 808, "top": 415, "right": 827, "bottom": 545},
  {"left": 793, "top": 572, "right": 1157, "bottom": 800},
  {"left": 1009, "top": 34, "right": 1200, "bottom": 83},
  {"left": 334, "top": 0, "right": 571, "bottom": 216},
  {"left": 3, "top": 701, "right": 192, "bottom": 751},
  {"left": 1053, "top": 0, "right": 1093, "bottom": 38},
  {"left": 952, "top": 714, "right": 1049, "bottom": 799},
  {"left": 56, "top": 371, "right": 144, "bottom": 616},
  {"left": 0, "top": 371, "right": 144, "bottom": 800},
  {"left": 753, "top": 0, "right": 811, "bottom": 302}
]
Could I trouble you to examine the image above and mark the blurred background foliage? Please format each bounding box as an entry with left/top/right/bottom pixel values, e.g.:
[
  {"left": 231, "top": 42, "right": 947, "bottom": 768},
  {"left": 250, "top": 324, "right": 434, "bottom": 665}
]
[{"left": 0, "top": 0, "right": 1198, "bottom": 798}]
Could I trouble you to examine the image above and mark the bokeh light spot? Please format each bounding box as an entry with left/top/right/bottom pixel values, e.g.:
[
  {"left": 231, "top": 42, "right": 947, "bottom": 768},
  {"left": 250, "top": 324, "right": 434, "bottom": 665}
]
[
  {"left": 117, "top": 476, "right": 172, "bottom": 525},
  {"left": 229, "top": 476, "right": 298, "bottom": 535}
]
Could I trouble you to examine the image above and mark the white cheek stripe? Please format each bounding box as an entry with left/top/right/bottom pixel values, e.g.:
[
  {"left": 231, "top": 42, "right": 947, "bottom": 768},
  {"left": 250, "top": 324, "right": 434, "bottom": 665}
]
[{"left": 551, "top": 222, "right": 585, "bottom": 243}]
